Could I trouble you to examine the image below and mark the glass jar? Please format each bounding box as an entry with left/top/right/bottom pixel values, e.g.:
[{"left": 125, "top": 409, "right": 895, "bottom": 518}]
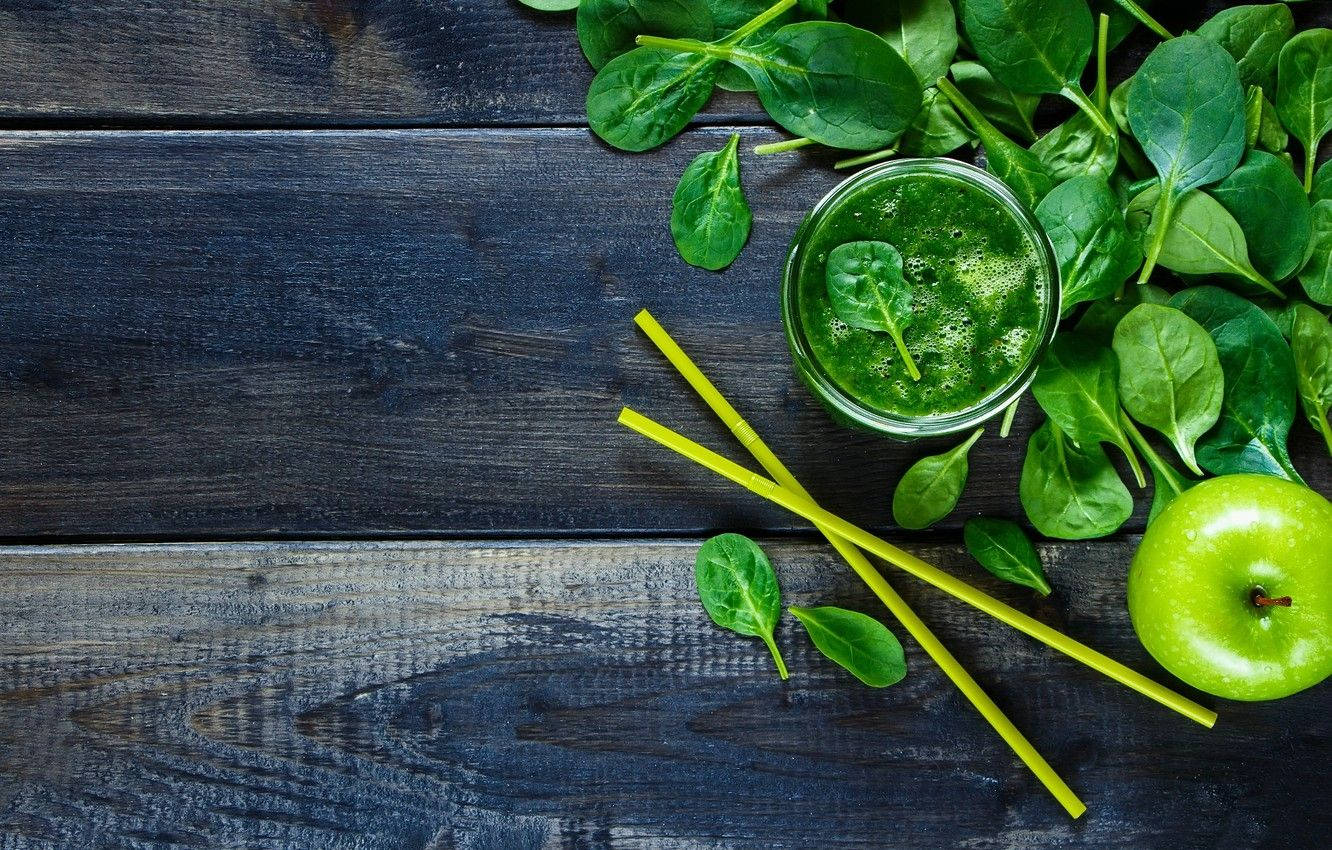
[{"left": 781, "top": 158, "right": 1061, "bottom": 439}]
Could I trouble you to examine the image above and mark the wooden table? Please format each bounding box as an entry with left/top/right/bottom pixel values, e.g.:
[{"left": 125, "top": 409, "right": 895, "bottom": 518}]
[{"left": 0, "top": 2, "right": 1328, "bottom": 847}]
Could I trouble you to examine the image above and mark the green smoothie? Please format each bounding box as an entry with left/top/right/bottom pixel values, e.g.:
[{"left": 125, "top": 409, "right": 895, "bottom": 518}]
[{"left": 787, "top": 162, "right": 1053, "bottom": 425}]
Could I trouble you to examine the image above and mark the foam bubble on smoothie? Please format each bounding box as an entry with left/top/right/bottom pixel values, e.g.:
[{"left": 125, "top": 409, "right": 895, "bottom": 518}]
[{"left": 997, "top": 326, "right": 1033, "bottom": 361}]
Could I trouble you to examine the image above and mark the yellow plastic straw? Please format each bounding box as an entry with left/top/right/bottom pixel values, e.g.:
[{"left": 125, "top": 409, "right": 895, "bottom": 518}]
[
  {"left": 634, "top": 310, "right": 1085, "bottom": 818},
  {"left": 617, "top": 405, "right": 1218, "bottom": 732}
]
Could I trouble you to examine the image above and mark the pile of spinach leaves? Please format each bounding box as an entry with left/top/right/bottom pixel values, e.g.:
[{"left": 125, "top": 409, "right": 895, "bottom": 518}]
[{"left": 527, "top": 1, "right": 1331, "bottom": 546}]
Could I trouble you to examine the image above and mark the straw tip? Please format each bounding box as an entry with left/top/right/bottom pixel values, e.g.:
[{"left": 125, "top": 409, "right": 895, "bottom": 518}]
[
  {"left": 617, "top": 406, "right": 638, "bottom": 426},
  {"left": 633, "top": 307, "right": 658, "bottom": 332}
]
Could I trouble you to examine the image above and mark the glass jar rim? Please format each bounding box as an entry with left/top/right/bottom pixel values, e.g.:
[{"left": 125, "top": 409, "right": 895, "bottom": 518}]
[{"left": 781, "top": 157, "right": 1062, "bottom": 439}]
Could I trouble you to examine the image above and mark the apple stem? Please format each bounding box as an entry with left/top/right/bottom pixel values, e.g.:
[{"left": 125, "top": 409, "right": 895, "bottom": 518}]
[{"left": 1252, "top": 592, "right": 1292, "bottom": 608}]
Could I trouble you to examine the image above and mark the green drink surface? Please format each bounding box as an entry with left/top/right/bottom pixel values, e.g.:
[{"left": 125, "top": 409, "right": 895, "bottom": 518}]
[{"left": 794, "top": 169, "right": 1050, "bottom": 419}]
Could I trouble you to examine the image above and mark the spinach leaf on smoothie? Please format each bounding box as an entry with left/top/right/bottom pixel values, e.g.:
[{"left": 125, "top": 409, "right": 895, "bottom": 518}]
[
  {"left": 826, "top": 240, "right": 920, "bottom": 380},
  {"left": 670, "top": 134, "right": 752, "bottom": 270}
]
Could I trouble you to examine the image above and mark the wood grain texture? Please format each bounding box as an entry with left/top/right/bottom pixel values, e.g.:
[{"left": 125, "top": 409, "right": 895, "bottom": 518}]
[
  {"left": 0, "top": 2, "right": 1327, "bottom": 127},
  {"left": 0, "top": 126, "right": 1326, "bottom": 539},
  {"left": 0, "top": 0, "right": 763, "bottom": 127},
  {"left": 0, "top": 539, "right": 1326, "bottom": 848}
]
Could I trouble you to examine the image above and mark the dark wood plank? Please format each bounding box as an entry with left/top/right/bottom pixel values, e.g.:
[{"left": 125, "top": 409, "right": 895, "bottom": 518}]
[
  {"left": 0, "top": 539, "right": 1326, "bottom": 848},
  {"left": 0, "top": 127, "right": 1326, "bottom": 539},
  {"left": 0, "top": 0, "right": 764, "bottom": 128},
  {"left": 0, "top": 2, "right": 1328, "bottom": 127}
]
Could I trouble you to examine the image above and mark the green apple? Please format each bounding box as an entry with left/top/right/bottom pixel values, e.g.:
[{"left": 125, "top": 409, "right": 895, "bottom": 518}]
[{"left": 1128, "top": 474, "right": 1332, "bottom": 701}]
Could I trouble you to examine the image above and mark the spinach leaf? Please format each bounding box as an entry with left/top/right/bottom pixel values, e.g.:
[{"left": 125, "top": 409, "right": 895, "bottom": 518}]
[
  {"left": 789, "top": 606, "right": 906, "bottom": 687},
  {"left": 897, "top": 86, "right": 974, "bottom": 157},
  {"left": 1019, "top": 420, "right": 1132, "bottom": 540},
  {"left": 963, "top": 517, "right": 1052, "bottom": 595},
  {"left": 892, "top": 427, "right": 983, "bottom": 529},
  {"left": 586, "top": 47, "right": 720, "bottom": 151},
  {"left": 1297, "top": 200, "right": 1332, "bottom": 305},
  {"left": 1073, "top": 282, "right": 1169, "bottom": 347},
  {"left": 1035, "top": 176, "right": 1141, "bottom": 316},
  {"left": 1092, "top": 0, "right": 1167, "bottom": 46},
  {"left": 521, "top": 0, "right": 580, "bottom": 10},
  {"left": 1098, "top": 0, "right": 1170, "bottom": 41},
  {"left": 1120, "top": 410, "right": 1196, "bottom": 524},
  {"left": 937, "top": 76, "right": 1053, "bottom": 210},
  {"left": 1197, "top": 3, "right": 1295, "bottom": 94},
  {"left": 1276, "top": 28, "right": 1332, "bottom": 191},
  {"left": 1261, "top": 300, "right": 1298, "bottom": 339},
  {"left": 1112, "top": 303, "right": 1225, "bottom": 476},
  {"left": 1211, "top": 149, "right": 1313, "bottom": 282},
  {"left": 1031, "top": 333, "right": 1145, "bottom": 486},
  {"left": 1258, "top": 90, "right": 1290, "bottom": 153},
  {"left": 841, "top": 0, "right": 958, "bottom": 89},
  {"left": 1030, "top": 108, "right": 1119, "bottom": 184},
  {"left": 695, "top": 533, "right": 788, "bottom": 678},
  {"left": 1030, "top": 4, "right": 1117, "bottom": 183},
  {"left": 949, "top": 60, "right": 1039, "bottom": 142},
  {"left": 826, "top": 240, "right": 921, "bottom": 379},
  {"left": 1290, "top": 302, "right": 1332, "bottom": 455},
  {"left": 707, "top": 0, "right": 802, "bottom": 92},
  {"left": 1109, "top": 75, "right": 1132, "bottom": 135},
  {"left": 957, "top": 0, "right": 1111, "bottom": 135},
  {"left": 670, "top": 134, "right": 751, "bottom": 270},
  {"left": 1246, "top": 85, "right": 1264, "bottom": 151},
  {"left": 1170, "top": 286, "right": 1305, "bottom": 483},
  {"left": 642, "top": 21, "right": 922, "bottom": 150},
  {"left": 577, "top": 0, "right": 714, "bottom": 69},
  {"left": 1312, "top": 160, "right": 1332, "bottom": 204},
  {"left": 1126, "top": 186, "right": 1280, "bottom": 297},
  {"left": 1127, "top": 36, "right": 1247, "bottom": 284}
]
